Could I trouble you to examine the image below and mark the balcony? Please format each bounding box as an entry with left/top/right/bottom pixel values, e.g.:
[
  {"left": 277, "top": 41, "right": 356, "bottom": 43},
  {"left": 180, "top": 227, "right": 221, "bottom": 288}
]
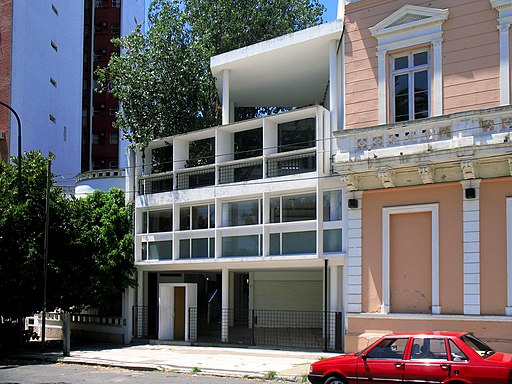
[
  {"left": 333, "top": 106, "right": 512, "bottom": 191},
  {"left": 137, "top": 106, "right": 327, "bottom": 195}
]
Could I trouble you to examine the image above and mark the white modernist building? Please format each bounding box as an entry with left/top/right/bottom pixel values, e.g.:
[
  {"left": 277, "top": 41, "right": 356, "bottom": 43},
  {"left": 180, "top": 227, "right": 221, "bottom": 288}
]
[{"left": 127, "top": 20, "right": 347, "bottom": 350}]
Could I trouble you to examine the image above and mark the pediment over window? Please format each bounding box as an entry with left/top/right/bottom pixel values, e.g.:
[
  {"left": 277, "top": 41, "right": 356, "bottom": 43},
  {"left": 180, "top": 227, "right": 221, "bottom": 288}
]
[{"left": 370, "top": 5, "right": 449, "bottom": 42}]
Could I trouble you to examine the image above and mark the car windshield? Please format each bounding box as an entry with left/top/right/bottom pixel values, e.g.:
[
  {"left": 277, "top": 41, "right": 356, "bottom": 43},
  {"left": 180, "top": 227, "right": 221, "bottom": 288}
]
[{"left": 460, "top": 334, "right": 495, "bottom": 358}]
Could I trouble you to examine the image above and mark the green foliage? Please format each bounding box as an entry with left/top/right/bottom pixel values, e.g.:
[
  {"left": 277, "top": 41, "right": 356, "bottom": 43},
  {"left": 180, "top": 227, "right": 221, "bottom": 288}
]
[
  {"left": 97, "top": 0, "right": 325, "bottom": 147},
  {"left": 0, "top": 151, "right": 135, "bottom": 321}
]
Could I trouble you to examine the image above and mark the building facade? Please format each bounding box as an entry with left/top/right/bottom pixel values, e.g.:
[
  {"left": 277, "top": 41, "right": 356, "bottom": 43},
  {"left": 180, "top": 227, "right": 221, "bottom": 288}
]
[
  {"left": 335, "top": 0, "right": 512, "bottom": 352},
  {"left": 0, "top": 0, "right": 142, "bottom": 190},
  {"left": 128, "top": 21, "right": 347, "bottom": 350},
  {"left": 129, "top": 0, "right": 512, "bottom": 352}
]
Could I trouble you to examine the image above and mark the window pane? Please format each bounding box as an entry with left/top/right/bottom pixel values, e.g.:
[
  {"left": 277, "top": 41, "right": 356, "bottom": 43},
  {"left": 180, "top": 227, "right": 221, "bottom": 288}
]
[
  {"left": 209, "top": 238, "right": 215, "bottom": 258},
  {"left": 192, "top": 238, "right": 209, "bottom": 258},
  {"left": 149, "top": 241, "right": 172, "bottom": 260},
  {"left": 222, "top": 235, "right": 260, "bottom": 257},
  {"left": 141, "top": 212, "right": 148, "bottom": 233},
  {"left": 414, "top": 70, "right": 429, "bottom": 119},
  {"left": 323, "top": 190, "right": 342, "bottom": 221},
  {"left": 282, "top": 231, "right": 316, "bottom": 254},
  {"left": 395, "top": 94, "right": 409, "bottom": 122},
  {"left": 394, "top": 56, "right": 408, "bottom": 70},
  {"left": 222, "top": 200, "right": 259, "bottom": 226},
  {"left": 324, "top": 229, "right": 342, "bottom": 252},
  {"left": 180, "top": 207, "right": 190, "bottom": 230},
  {"left": 180, "top": 239, "right": 190, "bottom": 259},
  {"left": 282, "top": 194, "right": 316, "bottom": 222},
  {"left": 141, "top": 242, "right": 148, "bottom": 260},
  {"left": 192, "top": 205, "right": 209, "bottom": 229},
  {"left": 414, "top": 51, "right": 428, "bottom": 66},
  {"left": 411, "top": 338, "right": 448, "bottom": 360},
  {"left": 270, "top": 233, "right": 280, "bottom": 255},
  {"left": 449, "top": 340, "right": 468, "bottom": 362},
  {"left": 278, "top": 118, "right": 316, "bottom": 153},
  {"left": 270, "top": 197, "right": 280, "bottom": 223},
  {"left": 234, "top": 128, "right": 263, "bottom": 160},
  {"left": 395, "top": 74, "right": 409, "bottom": 96},
  {"left": 367, "top": 338, "right": 408, "bottom": 359},
  {"left": 149, "top": 210, "right": 172, "bottom": 233},
  {"left": 210, "top": 205, "right": 215, "bottom": 228}
]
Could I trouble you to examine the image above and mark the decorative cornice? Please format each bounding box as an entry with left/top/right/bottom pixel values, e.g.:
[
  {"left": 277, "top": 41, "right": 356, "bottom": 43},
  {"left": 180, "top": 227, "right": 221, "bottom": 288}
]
[
  {"left": 340, "top": 173, "right": 359, "bottom": 192},
  {"left": 490, "top": 0, "right": 512, "bottom": 11},
  {"left": 461, "top": 160, "right": 476, "bottom": 180},
  {"left": 377, "top": 168, "right": 395, "bottom": 188},
  {"left": 418, "top": 164, "right": 434, "bottom": 184}
]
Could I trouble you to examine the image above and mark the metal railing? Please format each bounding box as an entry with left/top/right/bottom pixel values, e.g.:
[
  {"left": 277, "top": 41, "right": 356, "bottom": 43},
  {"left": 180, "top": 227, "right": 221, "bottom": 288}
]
[
  {"left": 138, "top": 173, "right": 173, "bottom": 195},
  {"left": 187, "top": 308, "right": 343, "bottom": 351},
  {"left": 132, "top": 306, "right": 158, "bottom": 339},
  {"left": 176, "top": 166, "right": 215, "bottom": 190},
  {"left": 218, "top": 159, "right": 263, "bottom": 184},
  {"left": 267, "top": 149, "right": 316, "bottom": 177},
  {"left": 70, "top": 314, "right": 124, "bottom": 326}
]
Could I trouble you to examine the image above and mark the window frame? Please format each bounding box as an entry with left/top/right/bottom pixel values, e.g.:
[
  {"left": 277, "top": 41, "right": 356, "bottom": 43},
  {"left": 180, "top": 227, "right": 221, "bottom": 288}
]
[{"left": 390, "top": 49, "right": 431, "bottom": 123}]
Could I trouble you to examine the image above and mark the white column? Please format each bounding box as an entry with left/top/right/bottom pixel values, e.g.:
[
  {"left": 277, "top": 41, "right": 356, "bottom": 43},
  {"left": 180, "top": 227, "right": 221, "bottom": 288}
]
[
  {"left": 346, "top": 191, "right": 363, "bottom": 313},
  {"left": 506, "top": 197, "right": 512, "bottom": 315},
  {"left": 329, "top": 40, "right": 339, "bottom": 132},
  {"left": 461, "top": 180, "right": 481, "bottom": 315},
  {"left": 432, "top": 39, "right": 444, "bottom": 116},
  {"left": 222, "top": 69, "right": 230, "bottom": 125},
  {"left": 123, "top": 286, "right": 135, "bottom": 344},
  {"left": 377, "top": 50, "right": 387, "bottom": 124},
  {"left": 498, "top": 24, "right": 511, "bottom": 106},
  {"left": 221, "top": 268, "right": 229, "bottom": 342}
]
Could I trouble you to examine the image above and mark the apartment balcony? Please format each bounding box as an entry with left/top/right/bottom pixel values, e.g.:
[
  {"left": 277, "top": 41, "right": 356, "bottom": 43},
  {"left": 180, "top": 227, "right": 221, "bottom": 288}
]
[
  {"left": 75, "top": 168, "right": 125, "bottom": 197},
  {"left": 136, "top": 106, "right": 329, "bottom": 196},
  {"left": 333, "top": 106, "right": 512, "bottom": 191}
]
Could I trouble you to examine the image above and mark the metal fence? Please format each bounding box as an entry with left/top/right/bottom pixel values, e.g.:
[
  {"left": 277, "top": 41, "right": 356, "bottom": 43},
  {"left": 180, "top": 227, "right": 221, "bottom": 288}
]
[
  {"left": 132, "top": 306, "right": 158, "bottom": 339},
  {"left": 138, "top": 173, "right": 173, "bottom": 195},
  {"left": 188, "top": 308, "right": 343, "bottom": 351},
  {"left": 267, "top": 151, "right": 316, "bottom": 177}
]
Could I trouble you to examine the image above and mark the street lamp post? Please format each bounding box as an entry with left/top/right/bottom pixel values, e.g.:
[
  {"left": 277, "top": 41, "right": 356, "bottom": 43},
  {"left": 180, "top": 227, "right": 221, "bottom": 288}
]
[{"left": 0, "top": 100, "right": 22, "bottom": 200}]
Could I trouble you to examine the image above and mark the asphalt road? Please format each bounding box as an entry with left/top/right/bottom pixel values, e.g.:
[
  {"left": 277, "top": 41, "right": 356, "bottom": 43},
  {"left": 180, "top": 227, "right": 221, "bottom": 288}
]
[{"left": 0, "top": 360, "right": 287, "bottom": 384}]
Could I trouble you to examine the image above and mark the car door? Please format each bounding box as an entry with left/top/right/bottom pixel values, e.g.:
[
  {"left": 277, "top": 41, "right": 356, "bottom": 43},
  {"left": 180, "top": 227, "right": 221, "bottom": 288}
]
[
  {"left": 357, "top": 337, "right": 408, "bottom": 383},
  {"left": 402, "top": 337, "right": 451, "bottom": 383}
]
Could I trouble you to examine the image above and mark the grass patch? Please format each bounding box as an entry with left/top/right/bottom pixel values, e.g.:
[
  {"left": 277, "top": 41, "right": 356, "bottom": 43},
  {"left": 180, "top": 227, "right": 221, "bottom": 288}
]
[
  {"left": 265, "top": 370, "right": 277, "bottom": 380},
  {"left": 191, "top": 367, "right": 201, "bottom": 374}
]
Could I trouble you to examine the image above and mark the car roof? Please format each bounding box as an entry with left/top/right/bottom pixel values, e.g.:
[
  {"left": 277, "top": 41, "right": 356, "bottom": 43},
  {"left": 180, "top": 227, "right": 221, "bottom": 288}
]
[{"left": 384, "top": 331, "right": 468, "bottom": 338}]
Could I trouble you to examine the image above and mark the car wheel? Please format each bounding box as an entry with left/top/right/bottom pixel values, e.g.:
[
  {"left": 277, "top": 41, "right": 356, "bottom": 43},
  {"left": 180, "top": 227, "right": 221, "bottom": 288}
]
[{"left": 324, "top": 376, "right": 346, "bottom": 384}]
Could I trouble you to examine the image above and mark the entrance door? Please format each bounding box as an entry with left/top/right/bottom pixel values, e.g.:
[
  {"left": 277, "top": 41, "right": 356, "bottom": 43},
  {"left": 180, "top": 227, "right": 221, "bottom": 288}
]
[{"left": 174, "top": 287, "right": 185, "bottom": 340}]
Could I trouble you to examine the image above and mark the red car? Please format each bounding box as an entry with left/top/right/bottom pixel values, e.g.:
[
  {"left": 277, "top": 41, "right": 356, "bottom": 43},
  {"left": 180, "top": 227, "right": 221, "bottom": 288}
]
[{"left": 308, "top": 331, "right": 512, "bottom": 384}]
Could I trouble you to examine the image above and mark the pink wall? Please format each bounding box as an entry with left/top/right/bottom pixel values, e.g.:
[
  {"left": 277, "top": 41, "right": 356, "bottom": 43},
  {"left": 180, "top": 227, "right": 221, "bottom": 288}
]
[{"left": 344, "top": 0, "right": 500, "bottom": 129}]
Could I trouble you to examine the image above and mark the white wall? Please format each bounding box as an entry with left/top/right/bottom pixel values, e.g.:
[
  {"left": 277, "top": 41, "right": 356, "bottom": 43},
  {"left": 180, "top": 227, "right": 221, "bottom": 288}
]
[{"left": 10, "top": 0, "right": 83, "bottom": 185}]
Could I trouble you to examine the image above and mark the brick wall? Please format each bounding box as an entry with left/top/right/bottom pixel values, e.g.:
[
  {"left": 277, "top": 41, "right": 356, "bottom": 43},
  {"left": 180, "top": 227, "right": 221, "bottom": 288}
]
[{"left": 0, "top": 0, "right": 12, "bottom": 161}]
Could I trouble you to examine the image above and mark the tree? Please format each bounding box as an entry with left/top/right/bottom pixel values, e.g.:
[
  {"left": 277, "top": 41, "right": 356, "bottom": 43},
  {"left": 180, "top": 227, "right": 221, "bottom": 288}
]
[
  {"left": 97, "top": 0, "right": 325, "bottom": 147},
  {"left": 0, "top": 152, "right": 135, "bottom": 336}
]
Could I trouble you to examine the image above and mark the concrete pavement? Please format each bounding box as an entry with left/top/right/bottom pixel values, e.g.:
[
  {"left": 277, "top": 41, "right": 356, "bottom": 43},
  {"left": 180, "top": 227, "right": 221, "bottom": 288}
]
[{"left": 15, "top": 344, "right": 340, "bottom": 382}]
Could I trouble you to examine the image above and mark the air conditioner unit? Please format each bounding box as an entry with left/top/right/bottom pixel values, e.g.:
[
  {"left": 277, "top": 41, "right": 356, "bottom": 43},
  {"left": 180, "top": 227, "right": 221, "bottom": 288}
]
[{"left": 0, "top": 132, "right": 5, "bottom": 139}]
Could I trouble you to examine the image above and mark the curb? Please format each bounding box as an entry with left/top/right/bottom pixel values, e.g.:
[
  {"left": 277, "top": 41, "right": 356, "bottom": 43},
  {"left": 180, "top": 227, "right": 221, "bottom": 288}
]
[{"left": 9, "top": 353, "right": 305, "bottom": 383}]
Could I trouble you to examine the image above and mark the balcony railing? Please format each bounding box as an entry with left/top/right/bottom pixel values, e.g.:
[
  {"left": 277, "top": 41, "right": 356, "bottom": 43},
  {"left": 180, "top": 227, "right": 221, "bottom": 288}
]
[
  {"left": 267, "top": 148, "right": 316, "bottom": 177},
  {"left": 138, "top": 172, "right": 173, "bottom": 195},
  {"left": 335, "top": 105, "right": 512, "bottom": 163},
  {"left": 218, "top": 158, "right": 263, "bottom": 184},
  {"left": 176, "top": 165, "right": 215, "bottom": 190}
]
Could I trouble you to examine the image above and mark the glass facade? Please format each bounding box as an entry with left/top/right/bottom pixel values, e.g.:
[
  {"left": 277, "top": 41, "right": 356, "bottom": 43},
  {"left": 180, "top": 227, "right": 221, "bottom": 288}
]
[
  {"left": 222, "top": 200, "right": 259, "bottom": 226},
  {"left": 222, "top": 235, "right": 260, "bottom": 257},
  {"left": 141, "top": 210, "right": 172, "bottom": 233},
  {"left": 323, "top": 190, "right": 342, "bottom": 221}
]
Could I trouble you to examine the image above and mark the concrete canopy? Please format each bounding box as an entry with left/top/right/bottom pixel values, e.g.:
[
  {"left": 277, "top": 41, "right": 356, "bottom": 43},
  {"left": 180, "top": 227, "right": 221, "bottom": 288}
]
[{"left": 210, "top": 20, "right": 343, "bottom": 108}]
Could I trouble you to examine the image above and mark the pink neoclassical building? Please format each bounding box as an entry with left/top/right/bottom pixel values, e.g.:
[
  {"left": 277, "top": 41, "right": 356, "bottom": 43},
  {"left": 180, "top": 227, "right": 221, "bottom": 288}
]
[{"left": 334, "top": 0, "right": 512, "bottom": 352}]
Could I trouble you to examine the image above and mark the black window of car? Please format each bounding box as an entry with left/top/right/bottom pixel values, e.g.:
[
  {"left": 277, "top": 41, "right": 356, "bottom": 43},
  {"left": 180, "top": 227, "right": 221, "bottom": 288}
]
[
  {"left": 460, "top": 334, "right": 495, "bottom": 358},
  {"left": 410, "top": 338, "right": 447, "bottom": 360},
  {"left": 448, "top": 340, "right": 469, "bottom": 362},
  {"left": 365, "top": 338, "right": 408, "bottom": 359}
]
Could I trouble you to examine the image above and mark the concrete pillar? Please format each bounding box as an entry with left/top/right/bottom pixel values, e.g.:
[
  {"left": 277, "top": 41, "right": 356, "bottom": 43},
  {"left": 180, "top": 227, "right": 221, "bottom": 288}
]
[
  {"left": 221, "top": 268, "right": 229, "bottom": 342},
  {"left": 222, "top": 69, "right": 230, "bottom": 125}
]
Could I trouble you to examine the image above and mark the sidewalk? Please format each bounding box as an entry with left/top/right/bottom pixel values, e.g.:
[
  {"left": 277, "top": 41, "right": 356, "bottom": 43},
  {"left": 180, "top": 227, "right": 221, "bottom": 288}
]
[{"left": 15, "top": 344, "right": 340, "bottom": 382}]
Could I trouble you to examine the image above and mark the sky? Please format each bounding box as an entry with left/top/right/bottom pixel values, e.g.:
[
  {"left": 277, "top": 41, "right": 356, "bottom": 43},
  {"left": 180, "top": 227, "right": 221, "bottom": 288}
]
[{"left": 321, "top": 0, "right": 339, "bottom": 21}]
